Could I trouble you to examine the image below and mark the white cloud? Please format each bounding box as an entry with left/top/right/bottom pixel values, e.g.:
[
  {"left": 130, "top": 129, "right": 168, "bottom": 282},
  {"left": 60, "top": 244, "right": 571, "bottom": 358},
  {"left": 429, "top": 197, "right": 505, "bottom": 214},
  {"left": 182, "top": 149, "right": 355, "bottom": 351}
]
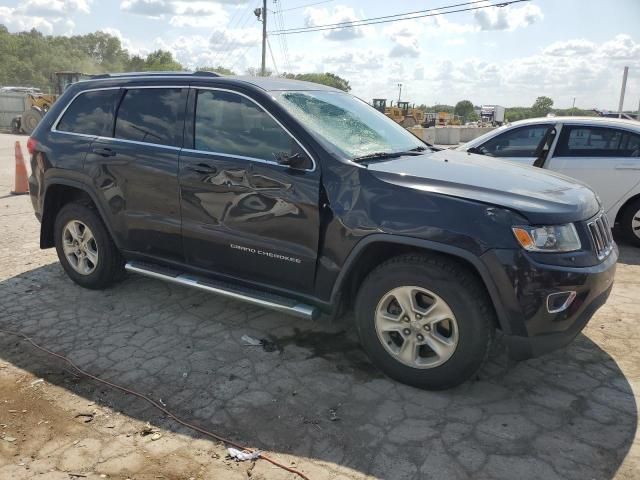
[
  {"left": 120, "top": 0, "right": 174, "bottom": 17},
  {"left": 384, "top": 20, "right": 423, "bottom": 58},
  {"left": 446, "top": 38, "right": 466, "bottom": 46},
  {"left": 99, "top": 28, "right": 148, "bottom": 56},
  {"left": 474, "top": 2, "right": 543, "bottom": 31},
  {"left": 0, "top": 6, "right": 53, "bottom": 33},
  {"left": 322, "top": 33, "right": 638, "bottom": 110},
  {"left": 0, "top": 0, "right": 90, "bottom": 35},
  {"left": 304, "top": 5, "right": 371, "bottom": 41},
  {"left": 543, "top": 39, "right": 596, "bottom": 57},
  {"left": 17, "top": 0, "right": 91, "bottom": 16},
  {"left": 322, "top": 49, "right": 386, "bottom": 74},
  {"left": 600, "top": 34, "right": 640, "bottom": 62}
]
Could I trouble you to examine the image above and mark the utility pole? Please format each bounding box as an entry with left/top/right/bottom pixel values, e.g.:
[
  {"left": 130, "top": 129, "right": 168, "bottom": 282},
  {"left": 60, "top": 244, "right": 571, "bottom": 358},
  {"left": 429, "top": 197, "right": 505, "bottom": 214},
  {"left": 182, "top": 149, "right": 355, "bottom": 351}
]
[
  {"left": 261, "top": 0, "right": 267, "bottom": 76},
  {"left": 618, "top": 66, "right": 629, "bottom": 118},
  {"left": 397, "top": 83, "right": 402, "bottom": 103},
  {"left": 254, "top": 2, "right": 267, "bottom": 76}
]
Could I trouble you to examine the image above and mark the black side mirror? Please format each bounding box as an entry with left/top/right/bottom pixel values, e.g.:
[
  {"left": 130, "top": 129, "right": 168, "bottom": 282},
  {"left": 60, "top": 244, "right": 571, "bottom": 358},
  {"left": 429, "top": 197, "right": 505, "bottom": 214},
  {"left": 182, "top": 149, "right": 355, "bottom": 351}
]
[
  {"left": 274, "top": 152, "right": 309, "bottom": 169},
  {"left": 467, "top": 146, "right": 483, "bottom": 155}
]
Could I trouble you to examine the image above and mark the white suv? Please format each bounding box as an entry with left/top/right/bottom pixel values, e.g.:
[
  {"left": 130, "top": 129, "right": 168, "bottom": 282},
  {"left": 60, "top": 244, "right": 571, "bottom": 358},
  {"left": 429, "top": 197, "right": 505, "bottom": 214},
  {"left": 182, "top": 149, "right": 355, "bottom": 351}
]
[{"left": 458, "top": 117, "right": 640, "bottom": 246}]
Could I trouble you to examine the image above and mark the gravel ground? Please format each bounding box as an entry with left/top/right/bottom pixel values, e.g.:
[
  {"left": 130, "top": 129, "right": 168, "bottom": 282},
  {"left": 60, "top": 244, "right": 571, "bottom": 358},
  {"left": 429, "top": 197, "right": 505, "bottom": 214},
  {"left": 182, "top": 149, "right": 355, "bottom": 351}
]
[{"left": 0, "top": 132, "right": 638, "bottom": 480}]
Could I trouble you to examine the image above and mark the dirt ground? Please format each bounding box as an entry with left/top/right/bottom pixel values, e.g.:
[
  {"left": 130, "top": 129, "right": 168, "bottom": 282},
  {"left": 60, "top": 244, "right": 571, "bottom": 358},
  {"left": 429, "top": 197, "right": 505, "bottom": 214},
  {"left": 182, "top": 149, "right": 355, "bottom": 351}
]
[{"left": 0, "top": 131, "right": 638, "bottom": 480}]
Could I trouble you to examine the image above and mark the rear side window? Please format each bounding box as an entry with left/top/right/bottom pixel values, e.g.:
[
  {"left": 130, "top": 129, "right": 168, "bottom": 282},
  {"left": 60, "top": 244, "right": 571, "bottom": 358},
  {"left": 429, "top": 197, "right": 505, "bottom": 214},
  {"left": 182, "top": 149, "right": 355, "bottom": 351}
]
[
  {"left": 56, "top": 89, "right": 119, "bottom": 137},
  {"left": 194, "top": 89, "right": 294, "bottom": 161},
  {"left": 478, "top": 125, "right": 550, "bottom": 158},
  {"left": 555, "top": 126, "right": 640, "bottom": 157},
  {"left": 115, "top": 88, "right": 185, "bottom": 147}
]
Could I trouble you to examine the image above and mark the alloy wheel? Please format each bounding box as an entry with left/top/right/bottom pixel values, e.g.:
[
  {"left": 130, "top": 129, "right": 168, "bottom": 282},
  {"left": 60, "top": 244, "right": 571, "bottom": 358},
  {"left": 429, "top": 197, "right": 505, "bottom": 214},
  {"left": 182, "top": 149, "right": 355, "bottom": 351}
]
[
  {"left": 374, "top": 286, "right": 459, "bottom": 369},
  {"left": 62, "top": 220, "right": 99, "bottom": 275}
]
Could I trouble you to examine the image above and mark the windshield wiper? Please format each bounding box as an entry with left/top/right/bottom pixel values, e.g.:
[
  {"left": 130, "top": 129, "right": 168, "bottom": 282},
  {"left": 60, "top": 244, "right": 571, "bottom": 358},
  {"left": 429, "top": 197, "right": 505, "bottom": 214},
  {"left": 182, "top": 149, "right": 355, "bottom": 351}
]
[{"left": 352, "top": 147, "right": 428, "bottom": 163}]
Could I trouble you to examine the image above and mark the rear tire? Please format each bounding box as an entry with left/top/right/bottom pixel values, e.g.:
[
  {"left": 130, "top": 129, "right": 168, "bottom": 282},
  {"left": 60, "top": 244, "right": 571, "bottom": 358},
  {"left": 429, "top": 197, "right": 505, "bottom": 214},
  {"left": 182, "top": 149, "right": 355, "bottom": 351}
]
[
  {"left": 620, "top": 198, "right": 640, "bottom": 247},
  {"left": 354, "top": 254, "right": 495, "bottom": 390},
  {"left": 54, "top": 203, "right": 124, "bottom": 289},
  {"left": 21, "top": 109, "right": 42, "bottom": 135}
]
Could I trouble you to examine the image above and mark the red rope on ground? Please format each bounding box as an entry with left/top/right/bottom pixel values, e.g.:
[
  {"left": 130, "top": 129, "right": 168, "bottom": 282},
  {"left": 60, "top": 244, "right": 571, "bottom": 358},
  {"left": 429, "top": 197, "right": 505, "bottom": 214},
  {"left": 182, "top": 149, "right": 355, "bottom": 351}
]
[{"left": 0, "top": 328, "right": 310, "bottom": 480}]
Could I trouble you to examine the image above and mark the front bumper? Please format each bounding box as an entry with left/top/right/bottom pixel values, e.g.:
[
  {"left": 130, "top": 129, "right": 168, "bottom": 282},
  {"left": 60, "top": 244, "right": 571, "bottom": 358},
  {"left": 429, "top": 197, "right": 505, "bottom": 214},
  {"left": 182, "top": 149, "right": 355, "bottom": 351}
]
[{"left": 480, "top": 245, "right": 618, "bottom": 360}]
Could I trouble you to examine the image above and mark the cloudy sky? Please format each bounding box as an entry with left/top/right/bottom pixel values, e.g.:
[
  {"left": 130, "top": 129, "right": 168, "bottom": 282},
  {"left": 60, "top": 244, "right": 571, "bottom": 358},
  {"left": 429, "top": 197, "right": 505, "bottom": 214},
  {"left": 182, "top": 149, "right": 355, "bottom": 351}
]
[{"left": 1, "top": 0, "right": 639, "bottom": 109}]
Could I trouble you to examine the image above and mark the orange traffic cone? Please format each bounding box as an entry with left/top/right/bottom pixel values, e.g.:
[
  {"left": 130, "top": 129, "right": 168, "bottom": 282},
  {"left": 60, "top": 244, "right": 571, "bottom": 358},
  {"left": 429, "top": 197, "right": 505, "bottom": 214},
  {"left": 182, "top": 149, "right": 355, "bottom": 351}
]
[{"left": 11, "top": 141, "right": 29, "bottom": 195}]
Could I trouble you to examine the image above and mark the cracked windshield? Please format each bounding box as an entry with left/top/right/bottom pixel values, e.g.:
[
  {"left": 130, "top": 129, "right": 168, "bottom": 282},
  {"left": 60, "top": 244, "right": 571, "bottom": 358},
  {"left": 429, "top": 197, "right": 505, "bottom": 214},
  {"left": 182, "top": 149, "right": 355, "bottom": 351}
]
[{"left": 275, "top": 90, "right": 424, "bottom": 159}]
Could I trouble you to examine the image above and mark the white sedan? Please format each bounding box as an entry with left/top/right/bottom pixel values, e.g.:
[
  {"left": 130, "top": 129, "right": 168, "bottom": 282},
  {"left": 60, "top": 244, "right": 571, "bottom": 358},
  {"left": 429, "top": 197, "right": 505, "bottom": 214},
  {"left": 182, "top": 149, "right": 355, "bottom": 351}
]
[{"left": 457, "top": 116, "right": 640, "bottom": 246}]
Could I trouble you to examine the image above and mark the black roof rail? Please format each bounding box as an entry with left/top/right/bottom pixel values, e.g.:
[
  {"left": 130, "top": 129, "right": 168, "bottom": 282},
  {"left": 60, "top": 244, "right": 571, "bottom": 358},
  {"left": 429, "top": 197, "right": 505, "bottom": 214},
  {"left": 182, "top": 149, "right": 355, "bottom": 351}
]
[{"left": 90, "top": 71, "right": 221, "bottom": 79}]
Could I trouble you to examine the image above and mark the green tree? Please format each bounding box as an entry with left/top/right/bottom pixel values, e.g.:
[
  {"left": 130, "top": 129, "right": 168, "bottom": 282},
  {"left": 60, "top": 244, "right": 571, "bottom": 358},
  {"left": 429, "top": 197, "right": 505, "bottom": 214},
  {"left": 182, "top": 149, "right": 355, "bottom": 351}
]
[
  {"left": 531, "top": 96, "right": 554, "bottom": 117},
  {"left": 246, "top": 67, "right": 273, "bottom": 77},
  {"left": 282, "top": 72, "right": 351, "bottom": 92},
  {"left": 196, "top": 65, "right": 235, "bottom": 76},
  {"left": 142, "top": 50, "right": 182, "bottom": 71},
  {"left": 453, "top": 100, "right": 475, "bottom": 120}
]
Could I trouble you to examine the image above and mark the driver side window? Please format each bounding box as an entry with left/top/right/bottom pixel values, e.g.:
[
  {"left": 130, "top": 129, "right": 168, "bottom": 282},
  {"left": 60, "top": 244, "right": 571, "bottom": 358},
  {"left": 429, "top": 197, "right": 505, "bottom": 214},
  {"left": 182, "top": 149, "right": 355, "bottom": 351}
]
[
  {"left": 479, "top": 125, "right": 550, "bottom": 158},
  {"left": 194, "top": 89, "right": 296, "bottom": 163}
]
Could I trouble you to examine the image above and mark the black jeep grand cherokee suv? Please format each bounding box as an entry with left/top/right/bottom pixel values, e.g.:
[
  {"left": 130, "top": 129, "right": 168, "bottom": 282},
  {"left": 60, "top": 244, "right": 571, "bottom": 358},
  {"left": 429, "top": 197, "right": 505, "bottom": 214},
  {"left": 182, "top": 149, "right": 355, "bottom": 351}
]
[{"left": 27, "top": 72, "right": 617, "bottom": 389}]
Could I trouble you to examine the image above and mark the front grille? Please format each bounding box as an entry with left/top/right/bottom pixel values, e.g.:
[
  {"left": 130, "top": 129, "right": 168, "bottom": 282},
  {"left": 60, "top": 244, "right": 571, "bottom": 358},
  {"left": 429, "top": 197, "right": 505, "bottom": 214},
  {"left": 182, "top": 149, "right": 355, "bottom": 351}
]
[{"left": 587, "top": 213, "right": 614, "bottom": 260}]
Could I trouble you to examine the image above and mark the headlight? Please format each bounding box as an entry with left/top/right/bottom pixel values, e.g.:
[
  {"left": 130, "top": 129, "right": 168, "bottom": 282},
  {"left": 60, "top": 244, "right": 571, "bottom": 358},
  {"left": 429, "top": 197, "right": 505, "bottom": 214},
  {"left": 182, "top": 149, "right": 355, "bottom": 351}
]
[{"left": 512, "top": 224, "right": 581, "bottom": 252}]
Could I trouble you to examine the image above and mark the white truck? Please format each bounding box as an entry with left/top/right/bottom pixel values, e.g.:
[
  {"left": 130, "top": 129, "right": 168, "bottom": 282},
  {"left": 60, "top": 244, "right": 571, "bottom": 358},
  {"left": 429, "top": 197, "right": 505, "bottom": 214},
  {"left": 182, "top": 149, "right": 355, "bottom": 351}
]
[{"left": 480, "top": 105, "right": 505, "bottom": 126}]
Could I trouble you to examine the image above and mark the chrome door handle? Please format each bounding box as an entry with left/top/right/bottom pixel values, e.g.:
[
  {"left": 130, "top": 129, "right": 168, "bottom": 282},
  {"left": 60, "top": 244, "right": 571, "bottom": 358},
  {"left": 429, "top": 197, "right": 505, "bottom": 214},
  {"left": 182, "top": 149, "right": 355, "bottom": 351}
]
[
  {"left": 92, "top": 147, "right": 116, "bottom": 157},
  {"left": 187, "top": 163, "right": 218, "bottom": 175}
]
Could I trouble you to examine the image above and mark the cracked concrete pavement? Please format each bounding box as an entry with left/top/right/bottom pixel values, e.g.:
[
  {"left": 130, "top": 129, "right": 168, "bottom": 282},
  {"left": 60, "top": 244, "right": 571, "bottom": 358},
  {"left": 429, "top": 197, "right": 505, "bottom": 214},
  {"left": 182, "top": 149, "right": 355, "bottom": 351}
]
[{"left": 0, "top": 132, "right": 639, "bottom": 479}]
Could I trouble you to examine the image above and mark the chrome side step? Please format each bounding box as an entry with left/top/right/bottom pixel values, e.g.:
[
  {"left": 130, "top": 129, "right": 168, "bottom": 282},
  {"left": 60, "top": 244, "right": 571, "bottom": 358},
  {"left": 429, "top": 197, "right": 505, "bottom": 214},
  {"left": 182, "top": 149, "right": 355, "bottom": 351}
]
[{"left": 124, "top": 261, "right": 318, "bottom": 320}]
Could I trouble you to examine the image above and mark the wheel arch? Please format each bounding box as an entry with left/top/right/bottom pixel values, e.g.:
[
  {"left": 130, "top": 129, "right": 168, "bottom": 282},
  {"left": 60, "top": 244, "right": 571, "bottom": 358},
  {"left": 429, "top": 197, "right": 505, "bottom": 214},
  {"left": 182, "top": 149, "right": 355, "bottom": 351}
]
[
  {"left": 331, "top": 234, "right": 511, "bottom": 334},
  {"left": 614, "top": 191, "right": 640, "bottom": 225},
  {"left": 40, "top": 180, "right": 117, "bottom": 250}
]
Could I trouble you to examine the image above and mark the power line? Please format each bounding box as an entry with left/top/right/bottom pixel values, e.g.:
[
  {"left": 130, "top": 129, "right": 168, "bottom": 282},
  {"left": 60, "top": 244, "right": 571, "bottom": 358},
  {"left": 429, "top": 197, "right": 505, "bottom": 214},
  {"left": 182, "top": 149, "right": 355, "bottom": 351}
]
[
  {"left": 229, "top": 44, "right": 257, "bottom": 72},
  {"left": 273, "top": 0, "right": 292, "bottom": 71},
  {"left": 216, "top": 6, "right": 260, "bottom": 69},
  {"left": 209, "top": 5, "right": 249, "bottom": 65},
  {"left": 278, "top": 0, "right": 333, "bottom": 12},
  {"left": 266, "top": 36, "right": 280, "bottom": 75},
  {"left": 271, "top": 0, "right": 488, "bottom": 33},
  {"left": 268, "top": 0, "right": 529, "bottom": 35}
]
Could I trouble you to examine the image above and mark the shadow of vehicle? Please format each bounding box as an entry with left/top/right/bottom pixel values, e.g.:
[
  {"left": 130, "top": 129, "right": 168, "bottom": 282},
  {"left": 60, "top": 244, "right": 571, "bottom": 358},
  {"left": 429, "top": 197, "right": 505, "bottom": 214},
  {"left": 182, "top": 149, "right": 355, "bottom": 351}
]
[
  {"left": 0, "top": 261, "right": 636, "bottom": 479},
  {"left": 613, "top": 233, "right": 640, "bottom": 266}
]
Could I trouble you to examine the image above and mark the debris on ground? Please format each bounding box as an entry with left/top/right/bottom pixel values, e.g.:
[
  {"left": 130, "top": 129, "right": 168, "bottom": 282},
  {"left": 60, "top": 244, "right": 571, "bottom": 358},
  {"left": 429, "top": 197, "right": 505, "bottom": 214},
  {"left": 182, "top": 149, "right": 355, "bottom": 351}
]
[
  {"left": 241, "top": 335, "right": 262, "bottom": 346},
  {"left": 140, "top": 422, "right": 159, "bottom": 436},
  {"left": 29, "top": 378, "right": 44, "bottom": 386},
  {"left": 75, "top": 413, "right": 94, "bottom": 423},
  {"left": 241, "top": 334, "right": 279, "bottom": 352},
  {"left": 329, "top": 407, "right": 340, "bottom": 422},
  {"left": 227, "top": 447, "right": 261, "bottom": 461}
]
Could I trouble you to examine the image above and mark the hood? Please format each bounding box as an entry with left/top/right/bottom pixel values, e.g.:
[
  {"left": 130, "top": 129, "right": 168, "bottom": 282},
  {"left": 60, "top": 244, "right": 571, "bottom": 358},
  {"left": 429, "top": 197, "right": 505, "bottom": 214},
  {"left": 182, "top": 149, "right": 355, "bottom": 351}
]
[{"left": 367, "top": 149, "right": 600, "bottom": 224}]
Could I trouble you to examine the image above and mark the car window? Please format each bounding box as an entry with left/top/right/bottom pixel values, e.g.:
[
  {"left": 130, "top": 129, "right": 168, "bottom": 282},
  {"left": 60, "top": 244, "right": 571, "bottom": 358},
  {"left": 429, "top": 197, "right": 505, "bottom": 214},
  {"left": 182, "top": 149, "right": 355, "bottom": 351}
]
[
  {"left": 555, "top": 125, "right": 640, "bottom": 157},
  {"left": 478, "top": 125, "right": 550, "bottom": 157},
  {"left": 115, "top": 88, "right": 184, "bottom": 147},
  {"left": 273, "top": 90, "right": 424, "bottom": 159},
  {"left": 56, "top": 89, "right": 119, "bottom": 137},
  {"left": 194, "top": 90, "right": 294, "bottom": 162}
]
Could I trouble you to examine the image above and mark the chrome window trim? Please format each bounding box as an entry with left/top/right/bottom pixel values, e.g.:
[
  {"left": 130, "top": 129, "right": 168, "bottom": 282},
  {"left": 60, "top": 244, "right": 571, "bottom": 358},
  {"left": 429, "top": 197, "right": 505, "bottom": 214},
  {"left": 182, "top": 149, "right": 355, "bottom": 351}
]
[
  {"left": 95, "top": 135, "right": 182, "bottom": 151},
  {"left": 192, "top": 87, "right": 316, "bottom": 172},
  {"left": 182, "top": 148, "right": 285, "bottom": 166},
  {"left": 50, "top": 85, "right": 317, "bottom": 172}
]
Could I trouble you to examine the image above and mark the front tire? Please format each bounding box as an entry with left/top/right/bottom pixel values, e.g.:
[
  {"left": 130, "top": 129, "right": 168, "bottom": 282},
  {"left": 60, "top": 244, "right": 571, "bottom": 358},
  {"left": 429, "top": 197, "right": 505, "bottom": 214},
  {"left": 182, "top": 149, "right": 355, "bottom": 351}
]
[
  {"left": 620, "top": 198, "right": 640, "bottom": 247},
  {"left": 54, "top": 203, "right": 124, "bottom": 289},
  {"left": 354, "top": 254, "right": 495, "bottom": 390}
]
